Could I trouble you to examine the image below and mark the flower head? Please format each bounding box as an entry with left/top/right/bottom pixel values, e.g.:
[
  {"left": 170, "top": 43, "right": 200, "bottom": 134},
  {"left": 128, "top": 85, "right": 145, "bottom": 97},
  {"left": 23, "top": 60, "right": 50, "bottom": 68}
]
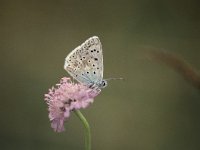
[{"left": 44, "top": 77, "right": 100, "bottom": 132}]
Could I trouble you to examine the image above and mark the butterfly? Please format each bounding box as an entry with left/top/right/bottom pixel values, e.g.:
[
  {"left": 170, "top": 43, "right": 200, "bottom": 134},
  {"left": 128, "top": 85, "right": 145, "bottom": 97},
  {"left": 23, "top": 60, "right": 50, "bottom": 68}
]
[{"left": 64, "top": 36, "right": 107, "bottom": 90}]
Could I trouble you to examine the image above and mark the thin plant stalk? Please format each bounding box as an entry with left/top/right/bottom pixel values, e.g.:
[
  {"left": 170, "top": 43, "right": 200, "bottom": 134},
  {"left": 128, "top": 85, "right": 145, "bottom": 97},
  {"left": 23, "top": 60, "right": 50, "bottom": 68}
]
[{"left": 74, "top": 110, "right": 91, "bottom": 150}]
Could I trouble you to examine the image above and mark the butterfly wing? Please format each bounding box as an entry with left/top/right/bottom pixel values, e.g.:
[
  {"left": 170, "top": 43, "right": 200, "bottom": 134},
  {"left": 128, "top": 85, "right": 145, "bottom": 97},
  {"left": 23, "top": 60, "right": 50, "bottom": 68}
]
[{"left": 64, "top": 36, "right": 104, "bottom": 86}]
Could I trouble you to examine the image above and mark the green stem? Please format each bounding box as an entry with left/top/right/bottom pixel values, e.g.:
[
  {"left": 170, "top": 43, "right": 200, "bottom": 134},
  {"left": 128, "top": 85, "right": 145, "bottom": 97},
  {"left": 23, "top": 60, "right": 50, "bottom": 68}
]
[{"left": 74, "top": 110, "right": 91, "bottom": 150}]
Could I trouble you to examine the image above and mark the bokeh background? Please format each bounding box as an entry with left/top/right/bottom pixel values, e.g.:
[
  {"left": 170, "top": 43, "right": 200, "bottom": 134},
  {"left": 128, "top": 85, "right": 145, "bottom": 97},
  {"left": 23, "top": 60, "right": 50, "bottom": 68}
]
[{"left": 1, "top": 0, "right": 200, "bottom": 150}]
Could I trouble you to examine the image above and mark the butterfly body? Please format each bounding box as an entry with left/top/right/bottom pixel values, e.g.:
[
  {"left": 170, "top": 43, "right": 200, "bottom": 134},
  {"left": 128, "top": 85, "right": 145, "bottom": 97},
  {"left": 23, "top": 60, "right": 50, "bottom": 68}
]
[{"left": 64, "top": 36, "right": 107, "bottom": 90}]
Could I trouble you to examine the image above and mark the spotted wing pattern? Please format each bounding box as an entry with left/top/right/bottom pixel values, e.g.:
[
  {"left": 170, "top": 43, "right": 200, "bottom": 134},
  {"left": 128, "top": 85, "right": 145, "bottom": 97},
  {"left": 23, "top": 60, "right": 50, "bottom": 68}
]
[{"left": 64, "top": 36, "right": 103, "bottom": 87}]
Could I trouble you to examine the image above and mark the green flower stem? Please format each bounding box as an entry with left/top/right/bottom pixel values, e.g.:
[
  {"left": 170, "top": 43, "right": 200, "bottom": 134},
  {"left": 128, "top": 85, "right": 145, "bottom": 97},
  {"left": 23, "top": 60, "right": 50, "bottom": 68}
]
[{"left": 74, "top": 110, "right": 91, "bottom": 150}]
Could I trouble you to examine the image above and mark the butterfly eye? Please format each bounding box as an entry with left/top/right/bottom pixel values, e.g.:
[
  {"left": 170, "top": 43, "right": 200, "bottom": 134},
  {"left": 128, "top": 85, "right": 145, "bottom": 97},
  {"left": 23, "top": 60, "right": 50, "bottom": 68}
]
[{"left": 101, "top": 80, "right": 107, "bottom": 88}]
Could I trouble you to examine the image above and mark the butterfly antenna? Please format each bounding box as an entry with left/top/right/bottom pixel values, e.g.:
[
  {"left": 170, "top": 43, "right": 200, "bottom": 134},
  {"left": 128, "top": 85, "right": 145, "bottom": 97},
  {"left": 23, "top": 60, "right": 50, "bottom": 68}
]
[{"left": 105, "top": 77, "right": 124, "bottom": 81}]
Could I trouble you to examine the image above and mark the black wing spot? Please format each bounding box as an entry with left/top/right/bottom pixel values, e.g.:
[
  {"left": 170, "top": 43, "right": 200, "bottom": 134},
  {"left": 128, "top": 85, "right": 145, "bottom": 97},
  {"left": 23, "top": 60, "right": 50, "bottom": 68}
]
[
  {"left": 83, "top": 57, "right": 85, "bottom": 59},
  {"left": 94, "top": 58, "right": 98, "bottom": 61},
  {"left": 97, "top": 51, "right": 99, "bottom": 53},
  {"left": 91, "top": 50, "right": 93, "bottom": 52},
  {"left": 97, "top": 67, "right": 99, "bottom": 69},
  {"left": 93, "top": 64, "right": 95, "bottom": 67},
  {"left": 94, "top": 71, "right": 96, "bottom": 74},
  {"left": 87, "top": 71, "right": 89, "bottom": 74},
  {"left": 94, "top": 49, "right": 96, "bottom": 52}
]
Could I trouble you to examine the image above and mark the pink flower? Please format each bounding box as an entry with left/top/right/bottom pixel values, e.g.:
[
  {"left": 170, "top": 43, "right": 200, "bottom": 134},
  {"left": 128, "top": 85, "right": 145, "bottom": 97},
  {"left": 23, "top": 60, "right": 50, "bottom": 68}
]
[{"left": 44, "top": 77, "right": 100, "bottom": 132}]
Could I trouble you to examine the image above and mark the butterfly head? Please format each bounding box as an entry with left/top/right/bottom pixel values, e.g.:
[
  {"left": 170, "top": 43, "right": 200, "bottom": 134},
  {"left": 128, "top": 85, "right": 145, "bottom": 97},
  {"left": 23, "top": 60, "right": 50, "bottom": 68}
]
[
  {"left": 99, "top": 80, "right": 108, "bottom": 88},
  {"left": 100, "top": 77, "right": 123, "bottom": 88},
  {"left": 96, "top": 77, "right": 123, "bottom": 89}
]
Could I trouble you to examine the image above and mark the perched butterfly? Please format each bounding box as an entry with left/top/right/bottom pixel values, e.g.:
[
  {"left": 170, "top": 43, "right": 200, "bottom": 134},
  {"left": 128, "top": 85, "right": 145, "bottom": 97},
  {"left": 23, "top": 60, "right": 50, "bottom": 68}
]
[{"left": 64, "top": 36, "right": 107, "bottom": 90}]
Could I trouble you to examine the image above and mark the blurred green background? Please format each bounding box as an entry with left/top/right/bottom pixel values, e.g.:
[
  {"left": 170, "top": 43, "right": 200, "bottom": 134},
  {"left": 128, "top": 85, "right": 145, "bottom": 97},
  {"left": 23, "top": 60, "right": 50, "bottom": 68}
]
[{"left": 1, "top": 0, "right": 200, "bottom": 150}]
